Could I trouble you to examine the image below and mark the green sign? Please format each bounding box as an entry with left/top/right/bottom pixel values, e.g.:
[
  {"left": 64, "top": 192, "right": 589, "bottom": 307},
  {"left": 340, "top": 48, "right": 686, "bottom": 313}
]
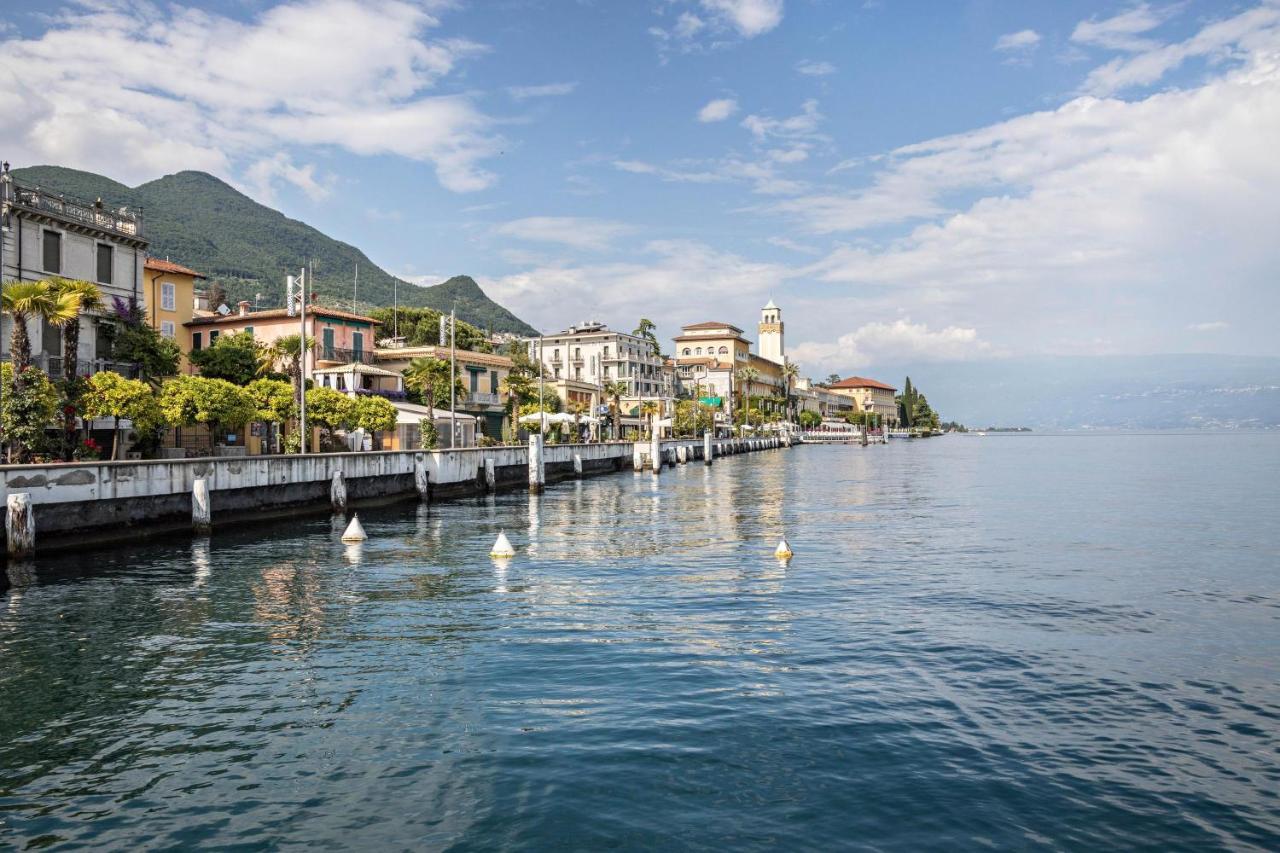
[{"left": 699, "top": 396, "right": 723, "bottom": 407}]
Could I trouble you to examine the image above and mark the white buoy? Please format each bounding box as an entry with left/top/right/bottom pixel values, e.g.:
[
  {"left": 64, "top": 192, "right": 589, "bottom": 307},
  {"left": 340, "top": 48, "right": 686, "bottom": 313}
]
[
  {"left": 774, "top": 537, "right": 793, "bottom": 559},
  {"left": 341, "top": 514, "right": 367, "bottom": 542},
  {"left": 490, "top": 530, "right": 516, "bottom": 558}
]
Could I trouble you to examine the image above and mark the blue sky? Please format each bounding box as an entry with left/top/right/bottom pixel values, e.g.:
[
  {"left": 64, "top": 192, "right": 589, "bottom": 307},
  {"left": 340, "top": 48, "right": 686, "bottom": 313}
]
[{"left": 1, "top": 0, "right": 1277, "bottom": 376}]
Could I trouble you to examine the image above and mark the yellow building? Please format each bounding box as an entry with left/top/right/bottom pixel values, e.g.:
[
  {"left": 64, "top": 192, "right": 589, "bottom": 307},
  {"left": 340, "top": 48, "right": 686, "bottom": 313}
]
[
  {"left": 374, "top": 344, "right": 514, "bottom": 439},
  {"left": 143, "top": 258, "right": 205, "bottom": 373},
  {"left": 828, "top": 376, "right": 899, "bottom": 426}
]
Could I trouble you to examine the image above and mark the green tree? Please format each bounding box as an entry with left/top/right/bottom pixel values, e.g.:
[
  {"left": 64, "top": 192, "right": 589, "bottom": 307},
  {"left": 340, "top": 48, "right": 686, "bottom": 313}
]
[
  {"left": 189, "top": 331, "right": 263, "bottom": 385},
  {"left": 82, "top": 371, "right": 161, "bottom": 460},
  {"left": 1, "top": 280, "right": 76, "bottom": 377},
  {"left": 367, "top": 306, "right": 491, "bottom": 351},
  {"left": 632, "top": 318, "right": 662, "bottom": 356},
  {"left": 305, "top": 386, "right": 357, "bottom": 432},
  {"left": 49, "top": 278, "right": 104, "bottom": 460},
  {"left": 353, "top": 395, "right": 397, "bottom": 448},
  {"left": 825, "top": 373, "right": 841, "bottom": 386},
  {"left": 403, "top": 356, "right": 456, "bottom": 409},
  {"left": 247, "top": 377, "right": 296, "bottom": 423},
  {"left": 108, "top": 302, "right": 180, "bottom": 383},
  {"left": 734, "top": 366, "right": 759, "bottom": 433},
  {"left": 0, "top": 363, "right": 60, "bottom": 463},
  {"left": 604, "top": 379, "right": 628, "bottom": 440},
  {"left": 798, "top": 410, "right": 822, "bottom": 429},
  {"left": 419, "top": 416, "right": 439, "bottom": 449},
  {"left": 159, "top": 375, "right": 257, "bottom": 444},
  {"left": 781, "top": 360, "right": 800, "bottom": 423}
]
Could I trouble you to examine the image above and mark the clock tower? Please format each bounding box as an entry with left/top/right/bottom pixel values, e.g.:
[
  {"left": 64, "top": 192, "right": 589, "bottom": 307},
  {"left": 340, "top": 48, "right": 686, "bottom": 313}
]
[{"left": 758, "top": 299, "right": 784, "bottom": 365}]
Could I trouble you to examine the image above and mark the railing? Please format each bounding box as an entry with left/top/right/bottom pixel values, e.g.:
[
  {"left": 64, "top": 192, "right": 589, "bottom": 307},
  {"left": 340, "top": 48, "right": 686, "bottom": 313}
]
[
  {"left": 10, "top": 182, "right": 143, "bottom": 238},
  {"left": 313, "top": 345, "right": 375, "bottom": 365},
  {"left": 1, "top": 352, "right": 141, "bottom": 379},
  {"left": 464, "top": 391, "right": 502, "bottom": 407}
]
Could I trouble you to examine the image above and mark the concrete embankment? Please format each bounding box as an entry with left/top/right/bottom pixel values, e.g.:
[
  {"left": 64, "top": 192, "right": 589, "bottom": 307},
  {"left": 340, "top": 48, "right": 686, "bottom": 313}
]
[{"left": 1, "top": 435, "right": 789, "bottom": 556}]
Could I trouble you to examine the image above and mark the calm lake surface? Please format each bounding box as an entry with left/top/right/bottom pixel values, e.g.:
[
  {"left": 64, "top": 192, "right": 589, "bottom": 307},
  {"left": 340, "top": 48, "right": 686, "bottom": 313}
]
[{"left": 1, "top": 435, "right": 1278, "bottom": 850}]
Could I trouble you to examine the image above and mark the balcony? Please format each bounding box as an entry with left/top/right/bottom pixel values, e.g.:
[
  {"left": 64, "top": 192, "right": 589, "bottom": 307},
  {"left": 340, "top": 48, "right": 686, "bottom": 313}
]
[
  {"left": 8, "top": 182, "right": 144, "bottom": 239},
  {"left": 3, "top": 352, "right": 141, "bottom": 379},
  {"left": 313, "top": 345, "right": 375, "bottom": 366},
  {"left": 464, "top": 391, "right": 502, "bottom": 407}
]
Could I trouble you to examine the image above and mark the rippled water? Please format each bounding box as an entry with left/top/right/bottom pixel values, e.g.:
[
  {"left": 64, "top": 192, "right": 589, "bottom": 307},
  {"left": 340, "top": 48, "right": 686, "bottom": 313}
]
[{"left": 2, "top": 435, "right": 1278, "bottom": 850}]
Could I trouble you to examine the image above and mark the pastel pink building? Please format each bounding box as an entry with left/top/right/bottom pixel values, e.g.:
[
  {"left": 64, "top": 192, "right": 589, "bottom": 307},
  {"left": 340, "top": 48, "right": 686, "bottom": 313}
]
[{"left": 185, "top": 302, "right": 380, "bottom": 373}]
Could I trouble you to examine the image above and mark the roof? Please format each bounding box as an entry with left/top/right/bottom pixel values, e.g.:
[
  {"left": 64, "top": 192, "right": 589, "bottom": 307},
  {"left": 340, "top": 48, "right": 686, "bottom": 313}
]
[
  {"left": 374, "top": 344, "right": 513, "bottom": 368},
  {"left": 763, "top": 298, "right": 777, "bottom": 310},
  {"left": 830, "top": 376, "right": 897, "bottom": 391},
  {"left": 144, "top": 257, "right": 205, "bottom": 279},
  {"left": 186, "top": 306, "right": 379, "bottom": 326},
  {"left": 313, "top": 363, "right": 401, "bottom": 378},
  {"left": 681, "top": 321, "right": 744, "bottom": 332},
  {"left": 391, "top": 401, "right": 476, "bottom": 425},
  {"left": 673, "top": 334, "right": 751, "bottom": 344}
]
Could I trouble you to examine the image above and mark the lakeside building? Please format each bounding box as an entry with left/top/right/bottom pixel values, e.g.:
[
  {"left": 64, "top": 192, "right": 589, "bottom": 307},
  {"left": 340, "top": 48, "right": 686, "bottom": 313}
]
[
  {"left": 526, "top": 321, "right": 675, "bottom": 433},
  {"left": 185, "top": 302, "right": 379, "bottom": 374},
  {"left": 673, "top": 302, "right": 790, "bottom": 425},
  {"left": 828, "top": 376, "right": 899, "bottom": 426},
  {"left": 142, "top": 258, "right": 206, "bottom": 373},
  {"left": 373, "top": 343, "right": 513, "bottom": 440},
  {"left": 793, "top": 377, "right": 855, "bottom": 420},
  {"left": 0, "top": 164, "right": 148, "bottom": 376}
]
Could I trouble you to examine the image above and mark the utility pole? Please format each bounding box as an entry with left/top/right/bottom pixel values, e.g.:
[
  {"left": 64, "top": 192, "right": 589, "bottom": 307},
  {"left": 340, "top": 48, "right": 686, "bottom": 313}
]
[
  {"left": 538, "top": 333, "right": 546, "bottom": 434},
  {"left": 298, "top": 265, "right": 308, "bottom": 454},
  {"left": 353, "top": 262, "right": 358, "bottom": 308},
  {"left": 449, "top": 307, "right": 457, "bottom": 448}
]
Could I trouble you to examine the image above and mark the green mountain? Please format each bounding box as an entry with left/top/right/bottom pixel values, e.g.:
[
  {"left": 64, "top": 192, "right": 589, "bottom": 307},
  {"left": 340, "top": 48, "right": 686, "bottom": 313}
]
[{"left": 10, "top": 165, "right": 537, "bottom": 336}]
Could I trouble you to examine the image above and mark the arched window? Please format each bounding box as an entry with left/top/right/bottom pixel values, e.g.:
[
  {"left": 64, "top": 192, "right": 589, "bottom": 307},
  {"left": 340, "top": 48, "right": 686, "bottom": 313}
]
[
  {"left": 718, "top": 346, "right": 728, "bottom": 354},
  {"left": 683, "top": 347, "right": 691, "bottom": 356},
  {"left": 695, "top": 347, "right": 702, "bottom": 355}
]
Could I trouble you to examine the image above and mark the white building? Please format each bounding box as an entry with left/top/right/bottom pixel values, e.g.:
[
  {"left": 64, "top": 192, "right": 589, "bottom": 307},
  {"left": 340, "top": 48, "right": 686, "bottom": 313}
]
[
  {"left": 0, "top": 164, "right": 149, "bottom": 374},
  {"left": 527, "top": 321, "right": 673, "bottom": 399},
  {"left": 758, "top": 298, "right": 784, "bottom": 365}
]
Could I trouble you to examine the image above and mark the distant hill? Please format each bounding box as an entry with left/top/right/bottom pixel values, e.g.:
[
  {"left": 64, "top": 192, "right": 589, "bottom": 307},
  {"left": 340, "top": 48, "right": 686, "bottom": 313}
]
[
  {"left": 865, "top": 354, "right": 1280, "bottom": 430},
  {"left": 10, "top": 165, "right": 537, "bottom": 336}
]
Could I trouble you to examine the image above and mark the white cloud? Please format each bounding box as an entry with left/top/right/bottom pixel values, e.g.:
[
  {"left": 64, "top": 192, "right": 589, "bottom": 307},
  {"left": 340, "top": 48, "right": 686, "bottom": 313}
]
[
  {"left": 494, "top": 217, "right": 635, "bottom": 252},
  {"left": 508, "top": 82, "right": 578, "bottom": 100},
  {"left": 795, "top": 59, "right": 837, "bottom": 76},
  {"left": 701, "top": 0, "right": 785, "bottom": 38},
  {"left": 759, "top": 8, "right": 1280, "bottom": 357},
  {"left": 480, "top": 240, "right": 790, "bottom": 333},
  {"left": 675, "top": 12, "right": 706, "bottom": 39},
  {"left": 1188, "top": 321, "right": 1229, "bottom": 332},
  {"left": 698, "top": 97, "right": 739, "bottom": 122},
  {"left": 0, "top": 0, "right": 501, "bottom": 196},
  {"left": 1072, "top": 4, "right": 1168, "bottom": 52},
  {"left": 244, "top": 153, "right": 333, "bottom": 204},
  {"left": 995, "top": 29, "right": 1041, "bottom": 52},
  {"left": 741, "top": 99, "right": 825, "bottom": 142},
  {"left": 766, "top": 236, "right": 822, "bottom": 255},
  {"left": 791, "top": 319, "right": 994, "bottom": 374},
  {"left": 1080, "top": 4, "right": 1280, "bottom": 95}
]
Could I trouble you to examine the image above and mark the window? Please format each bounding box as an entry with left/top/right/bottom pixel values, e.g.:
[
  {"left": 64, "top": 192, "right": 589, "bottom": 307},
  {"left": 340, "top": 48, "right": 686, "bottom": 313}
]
[
  {"left": 603, "top": 346, "right": 610, "bottom": 359},
  {"left": 352, "top": 332, "right": 364, "bottom": 360},
  {"left": 322, "top": 328, "right": 335, "bottom": 359},
  {"left": 161, "top": 282, "right": 176, "bottom": 311},
  {"left": 574, "top": 347, "right": 581, "bottom": 360},
  {"left": 192, "top": 332, "right": 203, "bottom": 351},
  {"left": 337, "top": 375, "right": 346, "bottom": 391},
  {"left": 470, "top": 369, "right": 480, "bottom": 393},
  {"left": 43, "top": 230, "right": 61, "bottom": 274},
  {"left": 489, "top": 370, "right": 499, "bottom": 393},
  {"left": 209, "top": 330, "right": 220, "bottom": 344},
  {"left": 574, "top": 367, "right": 582, "bottom": 380},
  {"left": 683, "top": 348, "right": 691, "bottom": 356},
  {"left": 97, "top": 244, "right": 113, "bottom": 284},
  {"left": 553, "top": 348, "right": 560, "bottom": 360},
  {"left": 695, "top": 347, "right": 702, "bottom": 355},
  {"left": 719, "top": 346, "right": 728, "bottom": 354},
  {"left": 160, "top": 321, "right": 176, "bottom": 339}
]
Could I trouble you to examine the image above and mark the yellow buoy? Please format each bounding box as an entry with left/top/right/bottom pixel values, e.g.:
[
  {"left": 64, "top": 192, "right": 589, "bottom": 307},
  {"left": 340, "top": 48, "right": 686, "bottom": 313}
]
[
  {"left": 490, "top": 530, "right": 516, "bottom": 558},
  {"left": 774, "top": 537, "right": 793, "bottom": 559},
  {"left": 341, "top": 514, "right": 367, "bottom": 542}
]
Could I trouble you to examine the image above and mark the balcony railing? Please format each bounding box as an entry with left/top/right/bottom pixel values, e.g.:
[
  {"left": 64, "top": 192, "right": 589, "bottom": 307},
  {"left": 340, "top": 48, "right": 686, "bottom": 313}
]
[
  {"left": 9, "top": 182, "right": 144, "bottom": 238},
  {"left": 2, "top": 352, "right": 141, "bottom": 379},
  {"left": 464, "top": 391, "right": 502, "bottom": 407},
  {"left": 314, "top": 345, "right": 375, "bottom": 365}
]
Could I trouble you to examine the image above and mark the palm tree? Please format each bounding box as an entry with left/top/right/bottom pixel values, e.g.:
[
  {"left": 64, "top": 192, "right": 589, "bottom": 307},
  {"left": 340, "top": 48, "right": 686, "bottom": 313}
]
[
  {"left": 404, "top": 356, "right": 454, "bottom": 410},
  {"left": 566, "top": 399, "right": 588, "bottom": 442},
  {"left": 781, "top": 360, "right": 800, "bottom": 423},
  {"left": 734, "top": 366, "right": 759, "bottom": 434},
  {"left": 639, "top": 399, "right": 659, "bottom": 439},
  {"left": 257, "top": 334, "right": 314, "bottom": 383},
  {"left": 604, "top": 380, "right": 628, "bottom": 440},
  {"left": 49, "top": 278, "right": 102, "bottom": 381},
  {"left": 499, "top": 371, "right": 533, "bottom": 441},
  {"left": 2, "top": 280, "right": 76, "bottom": 377}
]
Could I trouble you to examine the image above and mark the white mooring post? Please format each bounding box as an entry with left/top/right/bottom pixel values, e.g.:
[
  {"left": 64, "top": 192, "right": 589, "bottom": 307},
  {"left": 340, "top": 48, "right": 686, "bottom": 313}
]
[
  {"left": 331, "top": 470, "right": 347, "bottom": 512},
  {"left": 415, "top": 457, "right": 430, "bottom": 502},
  {"left": 484, "top": 457, "right": 496, "bottom": 491},
  {"left": 6, "top": 493, "right": 35, "bottom": 558},
  {"left": 650, "top": 414, "right": 661, "bottom": 474},
  {"left": 704, "top": 431, "right": 713, "bottom": 465},
  {"left": 573, "top": 453, "right": 583, "bottom": 478},
  {"left": 633, "top": 443, "right": 644, "bottom": 471},
  {"left": 529, "top": 433, "right": 545, "bottom": 493},
  {"left": 192, "top": 478, "right": 212, "bottom": 535}
]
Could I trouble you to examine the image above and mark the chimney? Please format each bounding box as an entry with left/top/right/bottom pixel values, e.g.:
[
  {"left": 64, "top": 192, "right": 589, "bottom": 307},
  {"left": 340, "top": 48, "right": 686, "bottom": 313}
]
[{"left": 237, "top": 300, "right": 251, "bottom": 317}]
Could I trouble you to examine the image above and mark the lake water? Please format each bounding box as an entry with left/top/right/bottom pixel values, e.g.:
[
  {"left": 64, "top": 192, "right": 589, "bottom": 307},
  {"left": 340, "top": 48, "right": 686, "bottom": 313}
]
[{"left": 1, "top": 435, "right": 1278, "bottom": 850}]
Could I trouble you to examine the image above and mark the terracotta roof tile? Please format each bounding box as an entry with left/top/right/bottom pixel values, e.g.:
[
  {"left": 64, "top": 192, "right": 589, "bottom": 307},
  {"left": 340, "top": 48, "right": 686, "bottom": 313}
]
[
  {"left": 144, "top": 257, "right": 205, "bottom": 278},
  {"left": 830, "top": 376, "right": 897, "bottom": 391}
]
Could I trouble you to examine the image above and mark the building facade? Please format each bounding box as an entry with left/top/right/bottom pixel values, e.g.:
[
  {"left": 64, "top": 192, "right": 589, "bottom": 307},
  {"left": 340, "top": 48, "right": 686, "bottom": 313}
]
[
  {"left": 827, "top": 376, "right": 899, "bottom": 426},
  {"left": 0, "top": 165, "right": 148, "bottom": 374},
  {"left": 143, "top": 258, "right": 206, "bottom": 373},
  {"left": 374, "top": 343, "right": 514, "bottom": 440},
  {"left": 186, "top": 304, "right": 380, "bottom": 375}
]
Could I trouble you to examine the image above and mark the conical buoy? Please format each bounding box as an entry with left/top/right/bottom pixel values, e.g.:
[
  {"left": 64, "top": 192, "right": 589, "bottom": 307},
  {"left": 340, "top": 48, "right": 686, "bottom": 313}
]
[
  {"left": 341, "top": 514, "right": 367, "bottom": 542},
  {"left": 490, "top": 530, "right": 516, "bottom": 558},
  {"left": 774, "top": 537, "right": 793, "bottom": 559}
]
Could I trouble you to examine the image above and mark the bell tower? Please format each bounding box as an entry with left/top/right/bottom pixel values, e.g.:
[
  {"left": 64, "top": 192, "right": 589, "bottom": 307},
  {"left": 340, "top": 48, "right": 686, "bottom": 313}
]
[{"left": 758, "top": 299, "right": 784, "bottom": 365}]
